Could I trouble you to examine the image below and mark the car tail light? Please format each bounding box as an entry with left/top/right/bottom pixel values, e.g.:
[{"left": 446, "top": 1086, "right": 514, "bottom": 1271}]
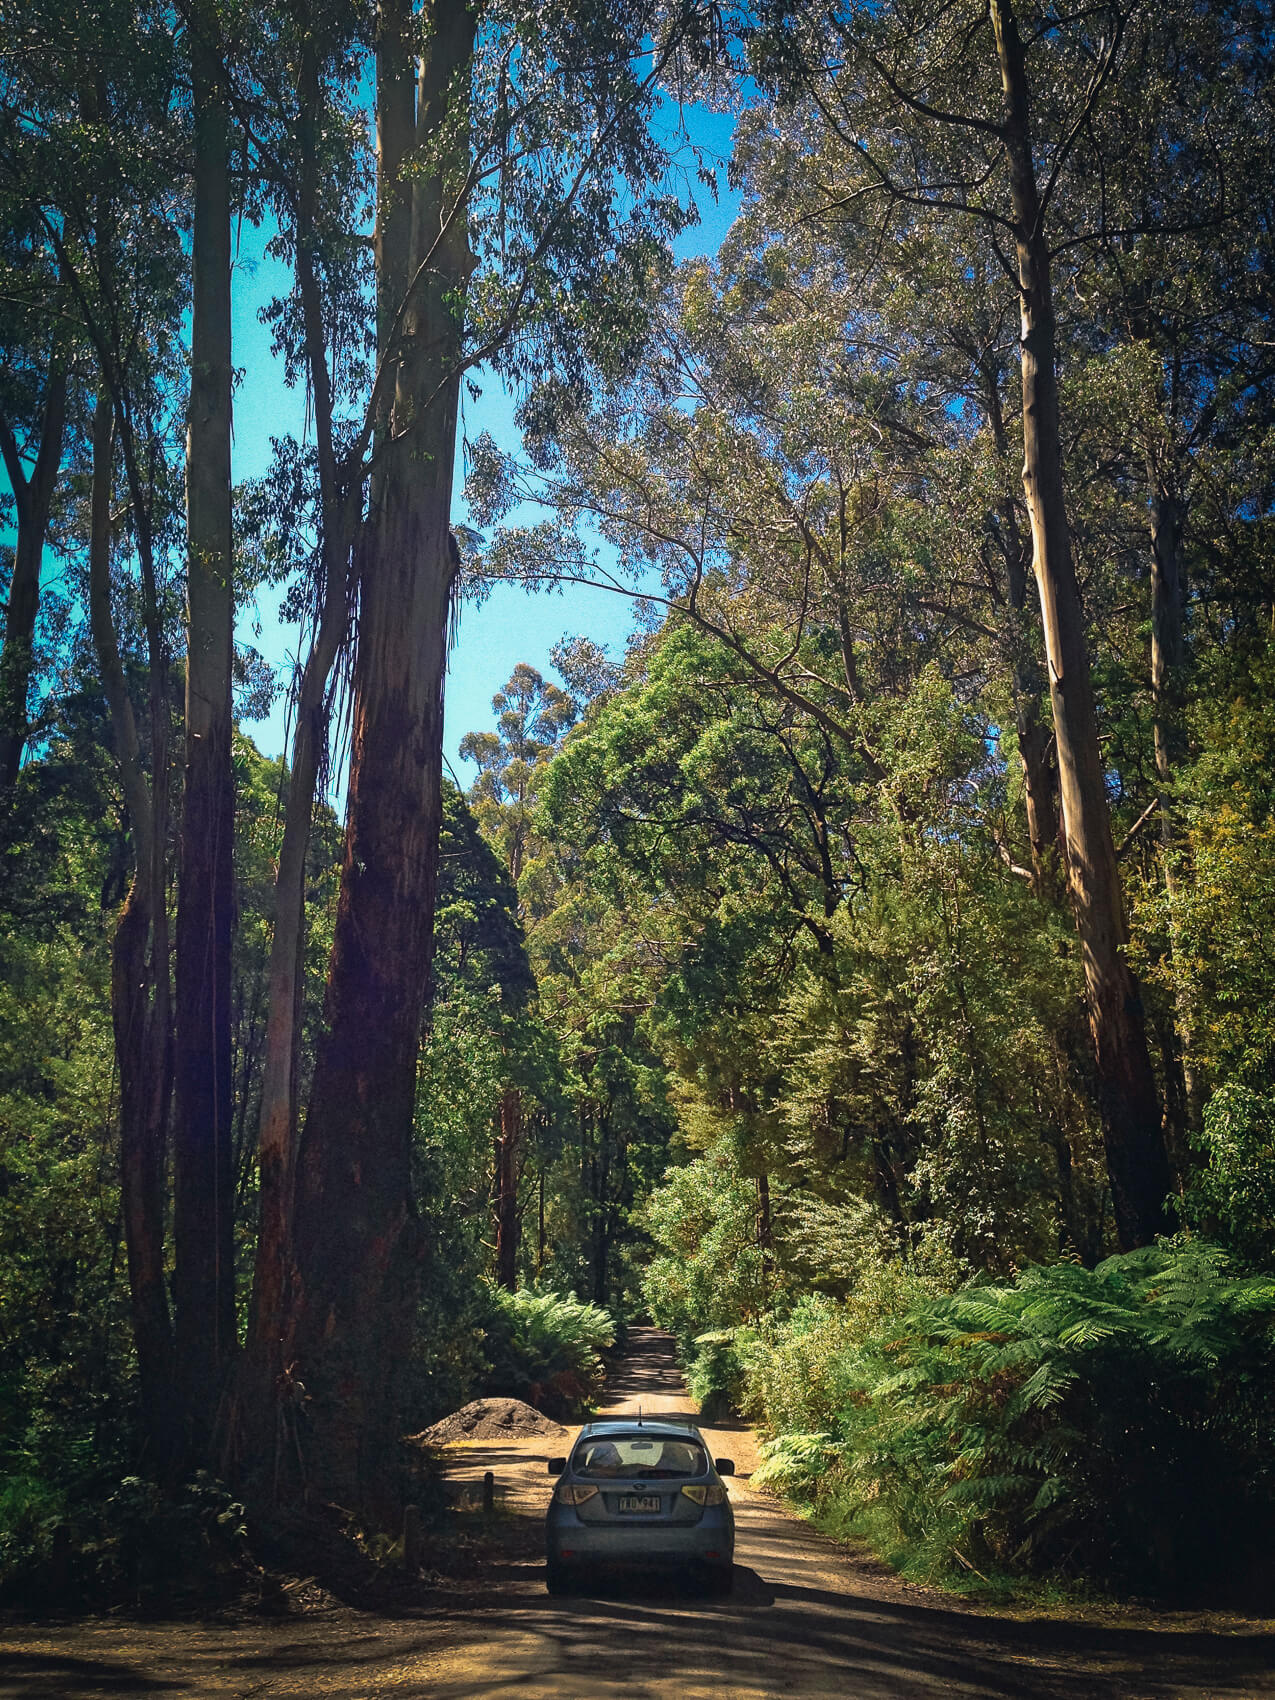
[
  {"left": 554, "top": 1483, "right": 600, "bottom": 1506},
  {"left": 680, "top": 1484, "right": 728, "bottom": 1507}
]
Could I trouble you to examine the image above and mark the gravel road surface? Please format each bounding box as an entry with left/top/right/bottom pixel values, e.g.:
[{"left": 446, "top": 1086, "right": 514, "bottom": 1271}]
[{"left": 2, "top": 1328, "right": 1272, "bottom": 1698}]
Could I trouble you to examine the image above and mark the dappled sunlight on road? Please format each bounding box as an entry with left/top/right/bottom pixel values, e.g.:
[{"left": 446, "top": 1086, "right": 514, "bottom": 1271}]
[
  {"left": 2, "top": 1330, "right": 1272, "bottom": 1699},
  {"left": 422, "top": 1329, "right": 1275, "bottom": 1700}
]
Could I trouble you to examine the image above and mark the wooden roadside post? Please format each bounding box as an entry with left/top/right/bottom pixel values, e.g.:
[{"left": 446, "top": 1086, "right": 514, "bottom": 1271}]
[{"left": 402, "top": 1504, "right": 421, "bottom": 1571}]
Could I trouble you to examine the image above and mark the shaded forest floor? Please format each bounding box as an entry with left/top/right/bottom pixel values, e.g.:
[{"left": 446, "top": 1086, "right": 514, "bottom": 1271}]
[{"left": 2, "top": 1331, "right": 1273, "bottom": 1698}]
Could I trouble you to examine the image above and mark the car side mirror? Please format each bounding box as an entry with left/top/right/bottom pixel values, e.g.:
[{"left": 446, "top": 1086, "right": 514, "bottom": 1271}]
[
  {"left": 715, "top": 1458, "right": 735, "bottom": 1476},
  {"left": 547, "top": 1457, "right": 567, "bottom": 1475}
]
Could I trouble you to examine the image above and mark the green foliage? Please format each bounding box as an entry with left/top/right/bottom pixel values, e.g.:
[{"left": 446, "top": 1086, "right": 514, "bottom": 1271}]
[
  {"left": 1183, "top": 1086, "right": 1275, "bottom": 1269},
  {"left": 410, "top": 783, "right": 547, "bottom": 1417},
  {"left": 642, "top": 1138, "right": 769, "bottom": 1347},
  {"left": 684, "top": 1329, "right": 757, "bottom": 1420},
  {"left": 756, "top": 1245, "right": 1275, "bottom": 1594},
  {"left": 0, "top": 1470, "right": 255, "bottom": 1608},
  {"left": 90, "top": 1473, "right": 253, "bottom": 1605},
  {"left": 0, "top": 758, "right": 134, "bottom": 1513},
  {"left": 480, "top": 1286, "right": 616, "bottom": 1417},
  {"left": 1138, "top": 643, "right": 1275, "bottom": 1097}
]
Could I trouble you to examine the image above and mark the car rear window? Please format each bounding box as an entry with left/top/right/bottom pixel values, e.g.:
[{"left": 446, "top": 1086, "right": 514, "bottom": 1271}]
[{"left": 574, "top": 1434, "right": 708, "bottom": 1479}]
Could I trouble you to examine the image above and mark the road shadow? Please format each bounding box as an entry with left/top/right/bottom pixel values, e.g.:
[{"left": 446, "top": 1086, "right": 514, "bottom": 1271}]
[
  {"left": 430, "top": 1559, "right": 1275, "bottom": 1700},
  {"left": 0, "top": 1651, "right": 186, "bottom": 1697},
  {"left": 598, "top": 1330, "right": 692, "bottom": 1414}
]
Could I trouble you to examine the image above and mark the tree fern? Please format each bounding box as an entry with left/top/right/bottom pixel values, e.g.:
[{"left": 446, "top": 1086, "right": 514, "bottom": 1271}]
[{"left": 747, "top": 1241, "right": 1275, "bottom": 1592}]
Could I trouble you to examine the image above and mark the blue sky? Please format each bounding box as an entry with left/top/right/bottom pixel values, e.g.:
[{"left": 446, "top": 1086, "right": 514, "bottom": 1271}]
[
  {"left": 2, "top": 97, "right": 738, "bottom": 798},
  {"left": 231, "top": 99, "right": 740, "bottom": 794}
]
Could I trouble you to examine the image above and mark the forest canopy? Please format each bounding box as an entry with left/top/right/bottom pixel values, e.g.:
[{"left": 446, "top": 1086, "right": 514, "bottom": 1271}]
[{"left": 1, "top": 0, "right": 1274, "bottom": 1602}]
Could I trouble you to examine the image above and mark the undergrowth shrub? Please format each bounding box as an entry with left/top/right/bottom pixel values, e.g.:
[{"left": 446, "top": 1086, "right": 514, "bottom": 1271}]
[
  {"left": 481, "top": 1287, "right": 616, "bottom": 1416},
  {"left": 1182, "top": 1084, "right": 1275, "bottom": 1268},
  {"left": 748, "top": 1259, "right": 952, "bottom": 1435},
  {"left": 685, "top": 1329, "right": 757, "bottom": 1420},
  {"left": 754, "top": 1243, "right": 1275, "bottom": 1595},
  {"left": 0, "top": 1471, "right": 256, "bottom": 1608}
]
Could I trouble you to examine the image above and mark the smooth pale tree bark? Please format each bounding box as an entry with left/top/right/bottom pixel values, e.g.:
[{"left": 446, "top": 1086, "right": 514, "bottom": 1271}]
[
  {"left": 285, "top": 0, "right": 474, "bottom": 1514},
  {"left": 0, "top": 364, "right": 67, "bottom": 798},
  {"left": 990, "top": 0, "right": 1172, "bottom": 1248},
  {"left": 87, "top": 387, "right": 179, "bottom": 1470},
  {"left": 980, "top": 369, "right": 1061, "bottom": 895},
  {"left": 242, "top": 21, "right": 358, "bottom": 1469},
  {"left": 175, "top": 2, "right": 237, "bottom": 1447},
  {"left": 1004, "top": 507, "right": 1062, "bottom": 893}
]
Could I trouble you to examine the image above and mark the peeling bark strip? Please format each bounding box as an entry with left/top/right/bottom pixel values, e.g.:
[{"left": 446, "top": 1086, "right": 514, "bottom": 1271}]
[
  {"left": 990, "top": 0, "right": 1171, "bottom": 1248},
  {"left": 286, "top": 0, "right": 474, "bottom": 1515},
  {"left": 0, "top": 361, "right": 67, "bottom": 798},
  {"left": 176, "top": 0, "right": 237, "bottom": 1448}
]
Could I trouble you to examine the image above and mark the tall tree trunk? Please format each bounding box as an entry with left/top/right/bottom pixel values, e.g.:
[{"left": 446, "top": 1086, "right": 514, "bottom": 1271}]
[
  {"left": 981, "top": 362, "right": 1061, "bottom": 894},
  {"left": 756, "top": 1170, "right": 774, "bottom": 1295},
  {"left": 87, "top": 388, "right": 179, "bottom": 1469},
  {"left": 285, "top": 0, "right": 474, "bottom": 1516},
  {"left": 175, "top": 5, "right": 237, "bottom": 1450},
  {"left": 0, "top": 364, "right": 67, "bottom": 798},
  {"left": 590, "top": 1105, "right": 612, "bottom": 1306},
  {"left": 990, "top": 0, "right": 1172, "bottom": 1249},
  {"left": 241, "top": 17, "right": 357, "bottom": 1478},
  {"left": 537, "top": 1158, "right": 546, "bottom": 1275},
  {"left": 1148, "top": 465, "right": 1202, "bottom": 1143},
  {"left": 494, "top": 1087, "right": 522, "bottom": 1289}
]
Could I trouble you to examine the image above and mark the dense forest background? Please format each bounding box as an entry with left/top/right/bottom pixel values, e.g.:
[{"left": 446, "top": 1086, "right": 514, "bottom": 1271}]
[{"left": 3, "top": 0, "right": 1275, "bottom": 1603}]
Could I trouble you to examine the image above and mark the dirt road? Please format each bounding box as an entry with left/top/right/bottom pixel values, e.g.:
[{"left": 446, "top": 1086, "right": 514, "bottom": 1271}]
[{"left": 3, "top": 1329, "right": 1273, "bottom": 1698}]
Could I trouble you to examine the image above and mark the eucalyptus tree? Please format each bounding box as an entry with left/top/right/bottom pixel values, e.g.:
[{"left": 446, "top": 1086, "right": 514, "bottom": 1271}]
[
  {"left": 241, "top": 0, "right": 734, "bottom": 1511},
  {"left": 1061, "top": 5, "right": 1275, "bottom": 1140},
  {"left": 0, "top": 215, "right": 69, "bottom": 801},
  {"left": 225, "top": 0, "right": 377, "bottom": 1477},
  {"left": 458, "top": 662, "right": 573, "bottom": 1285},
  {"left": 715, "top": 0, "right": 1219, "bottom": 1245},
  {"left": 0, "top": 0, "right": 193, "bottom": 1462},
  {"left": 174, "top": 0, "right": 237, "bottom": 1441},
  {"left": 461, "top": 662, "right": 576, "bottom": 883}
]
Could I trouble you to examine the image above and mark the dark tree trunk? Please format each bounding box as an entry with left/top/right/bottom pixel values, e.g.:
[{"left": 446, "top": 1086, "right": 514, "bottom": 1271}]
[
  {"left": 494, "top": 1087, "right": 522, "bottom": 1289},
  {"left": 284, "top": 0, "right": 474, "bottom": 1516},
  {"left": 87, "top": 389, "right": 179, "bottom": 1470},
  {"left": 990, "top": 0, "right": 1172, "bottom": 1249},
  {"left": 175, "top": 6, "right": 237, "bottom": 1450},
  {"left": 0, "top": 364, "right": 67, "bottom": 798},
  {"left": 756, "top": 1170, "right": 774, "bottom": 1294},
  {"left": 590, "top": 1105, "right": 613, "bottom": 1306},
  {"left": 537, "top": 1158, "right": 546, "bottom": 1275}
]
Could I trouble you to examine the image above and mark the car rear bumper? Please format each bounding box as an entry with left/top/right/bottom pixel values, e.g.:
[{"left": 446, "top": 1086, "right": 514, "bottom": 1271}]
[{"left": 546, "top": 1508, "right": 734, "bottom": 1568}]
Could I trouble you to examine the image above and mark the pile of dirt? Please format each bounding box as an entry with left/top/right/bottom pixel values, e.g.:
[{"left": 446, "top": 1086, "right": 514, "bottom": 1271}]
[{"left": 411, "top": 1398, "right": 570, "bottom": 1446}]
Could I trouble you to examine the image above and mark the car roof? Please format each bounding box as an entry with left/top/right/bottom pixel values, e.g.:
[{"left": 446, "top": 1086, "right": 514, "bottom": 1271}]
[{"left": 576, "top": 1417, "right": 704, "bottom": 1440}]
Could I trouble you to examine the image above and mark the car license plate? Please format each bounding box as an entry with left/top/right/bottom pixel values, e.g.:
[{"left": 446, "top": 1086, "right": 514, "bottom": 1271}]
[{"left": 619, "top": 1495, "right": 660, "bottom": 1513}]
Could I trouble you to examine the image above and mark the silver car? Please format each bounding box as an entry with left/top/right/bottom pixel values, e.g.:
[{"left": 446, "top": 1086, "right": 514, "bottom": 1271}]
[{"left": 545, "top": 1417, "right": 736, "bottom": 1595}]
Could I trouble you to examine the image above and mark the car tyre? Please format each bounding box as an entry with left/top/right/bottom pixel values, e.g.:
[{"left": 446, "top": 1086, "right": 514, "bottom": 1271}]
[{"left": 546, "top": 1560, "right": 573, "bottom": 1597}]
